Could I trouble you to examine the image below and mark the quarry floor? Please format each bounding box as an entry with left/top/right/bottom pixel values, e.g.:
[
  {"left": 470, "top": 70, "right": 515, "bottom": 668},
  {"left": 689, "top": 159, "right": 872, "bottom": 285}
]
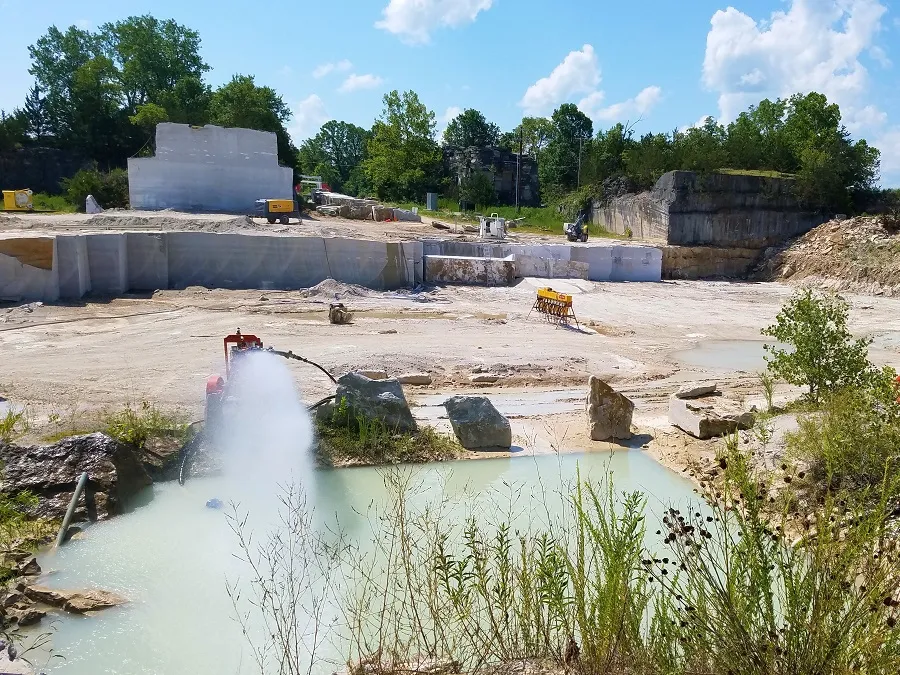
[{"left": 4, "top": 276, "right": 900, "bottom": 477}]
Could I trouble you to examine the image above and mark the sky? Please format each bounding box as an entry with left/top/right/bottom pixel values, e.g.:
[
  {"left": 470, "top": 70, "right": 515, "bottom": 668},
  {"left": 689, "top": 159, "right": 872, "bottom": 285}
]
[{"left": 1, "top": 0, "right": 899, "bottom": 185}]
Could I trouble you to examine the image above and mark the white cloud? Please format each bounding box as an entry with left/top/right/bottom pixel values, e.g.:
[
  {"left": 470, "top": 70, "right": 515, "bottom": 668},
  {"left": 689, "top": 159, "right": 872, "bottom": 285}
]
[
  {"left": 312, "top": 60, "right": 352, "bottom": 79},
  {"left": 75, "top": 19, "right": 91, "bottom": 29},
  {"left": 577, "top": 91, "right": 606, "bottom": 120},
  {"left": 376, "top": 0, "right": 493, "bottom": 44},
  {"left": 338, "top": 73, "right": 384, "bottom": 93},
  {"left": 287, "top": 95, "right": 330, "bottom": 143},
  {"left": 703, "top": 0, "right": 888, "bottom": 122},
  {"left": 847, "top": 104, "right": 888, "bottom": 132},
  {"left": 869, "top": 45, "right": 892, "bottom": 67},
  {"left": 521, "top": 45, "right": 601, "bottom": 117},
  {"left": 875, "top": 127, "right": 900, "bottom": 174},
  {"left": 594, "top": 86, "right": 663, "bottom": 122}
]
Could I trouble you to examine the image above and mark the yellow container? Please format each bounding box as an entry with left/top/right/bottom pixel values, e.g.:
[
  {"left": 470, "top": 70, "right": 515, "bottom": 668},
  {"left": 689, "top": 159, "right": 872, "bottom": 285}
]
[
  {"left": 267, "top": 199, "right": 294, "bottom": 213},
  {"left": 3, "top": 189, "right": 34, "bottom": 211}
]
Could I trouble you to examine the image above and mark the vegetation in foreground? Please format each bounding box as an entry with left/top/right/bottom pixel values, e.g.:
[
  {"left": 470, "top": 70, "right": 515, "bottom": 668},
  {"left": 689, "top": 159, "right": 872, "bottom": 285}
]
[
  {"left": 314, "top": 399, "right": 460, "bottom": 467},
  {"left": 232, "top": 455, "right": 900, "bottom": 675}
]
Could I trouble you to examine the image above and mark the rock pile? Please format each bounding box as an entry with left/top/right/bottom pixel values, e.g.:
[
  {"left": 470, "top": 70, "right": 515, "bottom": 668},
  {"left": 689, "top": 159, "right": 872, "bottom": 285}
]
[
  {"left": 755, "top": 216, "right": 900, "bottom": 295},
  {"left": 668, "top": 383, "right": 754, "bottom": 440}
]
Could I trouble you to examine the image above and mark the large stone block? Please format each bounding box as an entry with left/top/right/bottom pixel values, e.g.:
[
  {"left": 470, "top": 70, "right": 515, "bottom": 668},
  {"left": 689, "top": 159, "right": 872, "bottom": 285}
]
[
  {"left": 586, "top": 376, "right": 634, "bottom": 441},
  {"left": 424, "top": 254, "right": 516, "bottom": 286},
  {"left": 335, "top": 373, "right": 417, "bottom": 433},
  {"left": 0, "top": 236, "right": 59, "bottom": 302},
  {"left": 127, "top": 232, "right": 168, "bottom": 291},
  {"left": 668, "top": 396, "right": 755, "bottom": 439},
  {"left": 443, "top": 396, "right": 511, "bottom": 450},
  {"left": 85, "top": 233, "right": 128, "bottom": 295},
  {"left": 57, "top": 235, "right": 90, "bottom": 299}
]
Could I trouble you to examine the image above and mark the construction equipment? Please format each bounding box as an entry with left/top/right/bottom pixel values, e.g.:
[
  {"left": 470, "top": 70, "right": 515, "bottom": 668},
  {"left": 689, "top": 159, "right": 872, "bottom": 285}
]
[
  {"left": 2, "top": 189, "right": 33, "bottom": 211},
  {"left": 479, "top": 213, "right": 507, "bottom": 239},
  {"left": 528, "top": 287, "right": 580, "bottom": 329},
  {"left": 563, "top": 212, "right": 588, "bottom": 242},
  {"left": 255, "top": 198, "right": 299, "bottom": 225},
  {"left": 180, "top": 328, "right": 337, "bottom": 484}
]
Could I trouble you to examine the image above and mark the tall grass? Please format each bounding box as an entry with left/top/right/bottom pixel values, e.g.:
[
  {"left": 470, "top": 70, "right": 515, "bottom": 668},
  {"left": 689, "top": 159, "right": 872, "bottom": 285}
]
[{"left": 235, "top": 451, "right": 900, "bottom": 675}]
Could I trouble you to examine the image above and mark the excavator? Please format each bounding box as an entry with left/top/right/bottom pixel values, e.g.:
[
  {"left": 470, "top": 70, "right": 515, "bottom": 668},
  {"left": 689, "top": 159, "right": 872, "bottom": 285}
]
[{"left": 178, "top": 329, "right": 336, "bottom": 484}]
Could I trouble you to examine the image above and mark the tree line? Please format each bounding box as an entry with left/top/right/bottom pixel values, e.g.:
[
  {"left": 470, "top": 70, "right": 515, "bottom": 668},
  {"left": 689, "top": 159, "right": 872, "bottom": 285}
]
[{"left": 0, "top": 14, "right": 889, "bottom": 213}]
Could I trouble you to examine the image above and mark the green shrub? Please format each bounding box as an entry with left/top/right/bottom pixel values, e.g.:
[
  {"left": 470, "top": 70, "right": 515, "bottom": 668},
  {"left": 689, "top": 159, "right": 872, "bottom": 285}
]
[
  {"left": 104, "top": 401, "right": 188, "bottom": 449},
  {"left": 314, "top": 397, "right": 459, "bottom": 465},
  {"left": 787, "top": 367, "right": 900, "bottom": 496},
  {"left": 763, "top": 289, "right": 873, "bottom": 404},
  {"left": 0, "top": 408, "right": 28, "bottom": 443},
  {"left": 62, "top": 167, "right": 129, "bottom": 211}
]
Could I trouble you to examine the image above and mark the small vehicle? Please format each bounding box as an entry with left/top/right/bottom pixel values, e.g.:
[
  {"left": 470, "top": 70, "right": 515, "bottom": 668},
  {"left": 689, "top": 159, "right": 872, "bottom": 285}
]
[
  {"left": 563, "top": 212, "right": 589, "bottom": 242},
  {"left": 255, "top": 198, "right": 299, "bottom": 225}
]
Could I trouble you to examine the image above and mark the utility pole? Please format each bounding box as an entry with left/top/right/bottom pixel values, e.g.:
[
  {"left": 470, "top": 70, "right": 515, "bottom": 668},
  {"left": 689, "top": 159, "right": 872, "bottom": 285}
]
[
  {"left": 516, "top": 128, "right": 522, "bottom": 213},
  {"left": 577, "top": 136, "right": 584, "bottom": 188}
]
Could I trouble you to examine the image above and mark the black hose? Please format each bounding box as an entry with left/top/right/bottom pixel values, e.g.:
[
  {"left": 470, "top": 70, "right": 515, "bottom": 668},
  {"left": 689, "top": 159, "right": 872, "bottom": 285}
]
[{"left": 269, "top": 349, "right": 337, "bottom": 384}]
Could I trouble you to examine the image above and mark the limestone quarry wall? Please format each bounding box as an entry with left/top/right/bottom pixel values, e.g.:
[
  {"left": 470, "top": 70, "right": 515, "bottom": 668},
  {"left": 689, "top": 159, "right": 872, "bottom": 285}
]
[
  {"left": 423, "top": 240, "right": 662, "bottom": 282},
  {"left": 592, "top": 170, "right": 825, "bottom": 249},
  {"left": 127, "top": 123, "right": 293, "bottom": 213},
  {"left": 0, "top": 233, "right": 423, "bottom": 302}
]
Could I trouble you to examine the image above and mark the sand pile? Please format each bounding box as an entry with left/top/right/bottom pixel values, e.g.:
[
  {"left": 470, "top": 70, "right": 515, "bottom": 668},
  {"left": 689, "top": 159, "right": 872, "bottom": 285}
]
[{"left": 755, "top": 216, "right": 900, "bottom": 296}]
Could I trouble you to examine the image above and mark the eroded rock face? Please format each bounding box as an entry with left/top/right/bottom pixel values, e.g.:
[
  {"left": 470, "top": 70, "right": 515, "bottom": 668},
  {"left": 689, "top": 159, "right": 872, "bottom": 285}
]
[
  {"left": 669, "top": 396, "right": 755, "bottom": 439},
  {"left": 336, "top": 373, "right": 417, "bottom": 433},
  {"left": 443, "top": 396, "right": 511, "bottom": 450},
  {"left": 586, "top": 377, "right": 634, "bottom": 441},
  {"left": 0, "top": 433, "right": 152, "bottom": 520}
]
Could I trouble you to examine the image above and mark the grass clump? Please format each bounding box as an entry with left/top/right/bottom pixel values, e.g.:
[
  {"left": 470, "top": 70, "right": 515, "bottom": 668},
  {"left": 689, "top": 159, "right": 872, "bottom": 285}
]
[
  {"left": 787, "top": 367, "right": 900, "bottom": 498},
  {"left": 103, "top": 401, "right": 189, "bottom": 449},
  {"left": 31, "top": 192, "right": 76, "bottom": 213},
  {"left": 0, "top": 408, "right": 29, "bottom": 443},
  {"left": 315, "top": 398, "right": 460, "bottom": 466},
  {"left": 0, "top": 492, "right": 55, "bottom": 581}
]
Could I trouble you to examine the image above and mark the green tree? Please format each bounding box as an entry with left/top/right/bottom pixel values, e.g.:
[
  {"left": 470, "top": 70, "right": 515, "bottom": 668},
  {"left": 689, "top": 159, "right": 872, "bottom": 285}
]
[
  {"left": 763, "top": 289, "right": 874, "bottom": 404},
  {"left": 100, "top": 15, "right": 208, "bottom": 112},
  {"left": 363, "top": 90, "right": 442, "bottom": 201},
  {"left": 623, "top": 132, "right": 673, "bottom": 188},
  {"left": 459, "top": 171, "right": 496, "bottom": 207},
  {"left": 0, "top": 110, "right": 27, "bottom": 152},
  {"left": 156, "top": 76, "right": 212, "bottom": 126},
  {"left": 672, "top": 118, "right": 728, "bottom": 173},
  {"left": 299, "top": 121, "right": 370, "bottom": 192},
  {"left": 539, "top": 103, "right": 593, "bottom": 198},
  {"left": 22, "top": 85, "right": 50, "bottom": 143},
  {"left": 442, "top": 108, "right": 500, "bottom": 148},
  {"left": 500, "top": 116, "right": 554, "bottom": 162},
  {"left": 209, "top": 75, "right": 295, "bottom": 166}
]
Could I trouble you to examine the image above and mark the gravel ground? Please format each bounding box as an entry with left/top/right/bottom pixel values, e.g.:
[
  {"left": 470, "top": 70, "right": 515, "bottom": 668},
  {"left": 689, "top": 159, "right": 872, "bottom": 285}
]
[{"left": 3, "top": 277, "right": 900, "bottom": 473}]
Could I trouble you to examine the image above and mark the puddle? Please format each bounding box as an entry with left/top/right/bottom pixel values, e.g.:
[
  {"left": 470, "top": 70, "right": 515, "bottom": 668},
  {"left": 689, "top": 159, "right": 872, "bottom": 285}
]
[
  {"left": 673, "top": 339, "right": 790, "bottom": 373},
  {"left": 414, "top": 389, "right": 584, "bottom": 421}
]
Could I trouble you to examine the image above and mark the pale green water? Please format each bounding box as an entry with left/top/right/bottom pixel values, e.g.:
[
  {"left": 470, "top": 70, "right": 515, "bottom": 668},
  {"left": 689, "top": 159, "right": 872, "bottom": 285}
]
[{"left": 33, "top": 451, "right": 698, "bottom": 675}]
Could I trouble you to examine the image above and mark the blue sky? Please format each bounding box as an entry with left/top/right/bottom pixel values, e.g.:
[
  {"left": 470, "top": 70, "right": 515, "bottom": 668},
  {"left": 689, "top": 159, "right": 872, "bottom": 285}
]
[{"left": 1, "top": 0, "right": 899, "bottom": 184}]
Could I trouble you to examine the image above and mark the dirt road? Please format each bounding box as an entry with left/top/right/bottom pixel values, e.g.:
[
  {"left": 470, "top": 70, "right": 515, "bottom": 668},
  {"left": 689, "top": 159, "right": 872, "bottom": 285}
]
[{"left": 4, "top": 277, "right": 900, "bottom": 465}]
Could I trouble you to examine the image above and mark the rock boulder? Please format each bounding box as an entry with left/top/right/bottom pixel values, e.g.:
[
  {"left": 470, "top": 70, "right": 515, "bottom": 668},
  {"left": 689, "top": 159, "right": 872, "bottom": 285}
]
[
  {"left": 25, "top": 585, "right": 127, "bottom": 614},
  {"left": 398, "top": 373, "right": 432, "bottom": 386},
  {"left": 586, "top": 377, "right": 634, "bottom": 441},
  {"left": 0, "top": 433, "right": 152, "bottom": 520},
  {"left": 443, "top": 396, "right": 511, "bottom": 450},
  {"left": 335, "top": 373, "right": 417, "bottom": 433},
  {"left": 669, "top": 396, "right": 755, "bottom": 439},
  {"left": 674, "top": 382, "right": 718, "bottom": 399}
]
